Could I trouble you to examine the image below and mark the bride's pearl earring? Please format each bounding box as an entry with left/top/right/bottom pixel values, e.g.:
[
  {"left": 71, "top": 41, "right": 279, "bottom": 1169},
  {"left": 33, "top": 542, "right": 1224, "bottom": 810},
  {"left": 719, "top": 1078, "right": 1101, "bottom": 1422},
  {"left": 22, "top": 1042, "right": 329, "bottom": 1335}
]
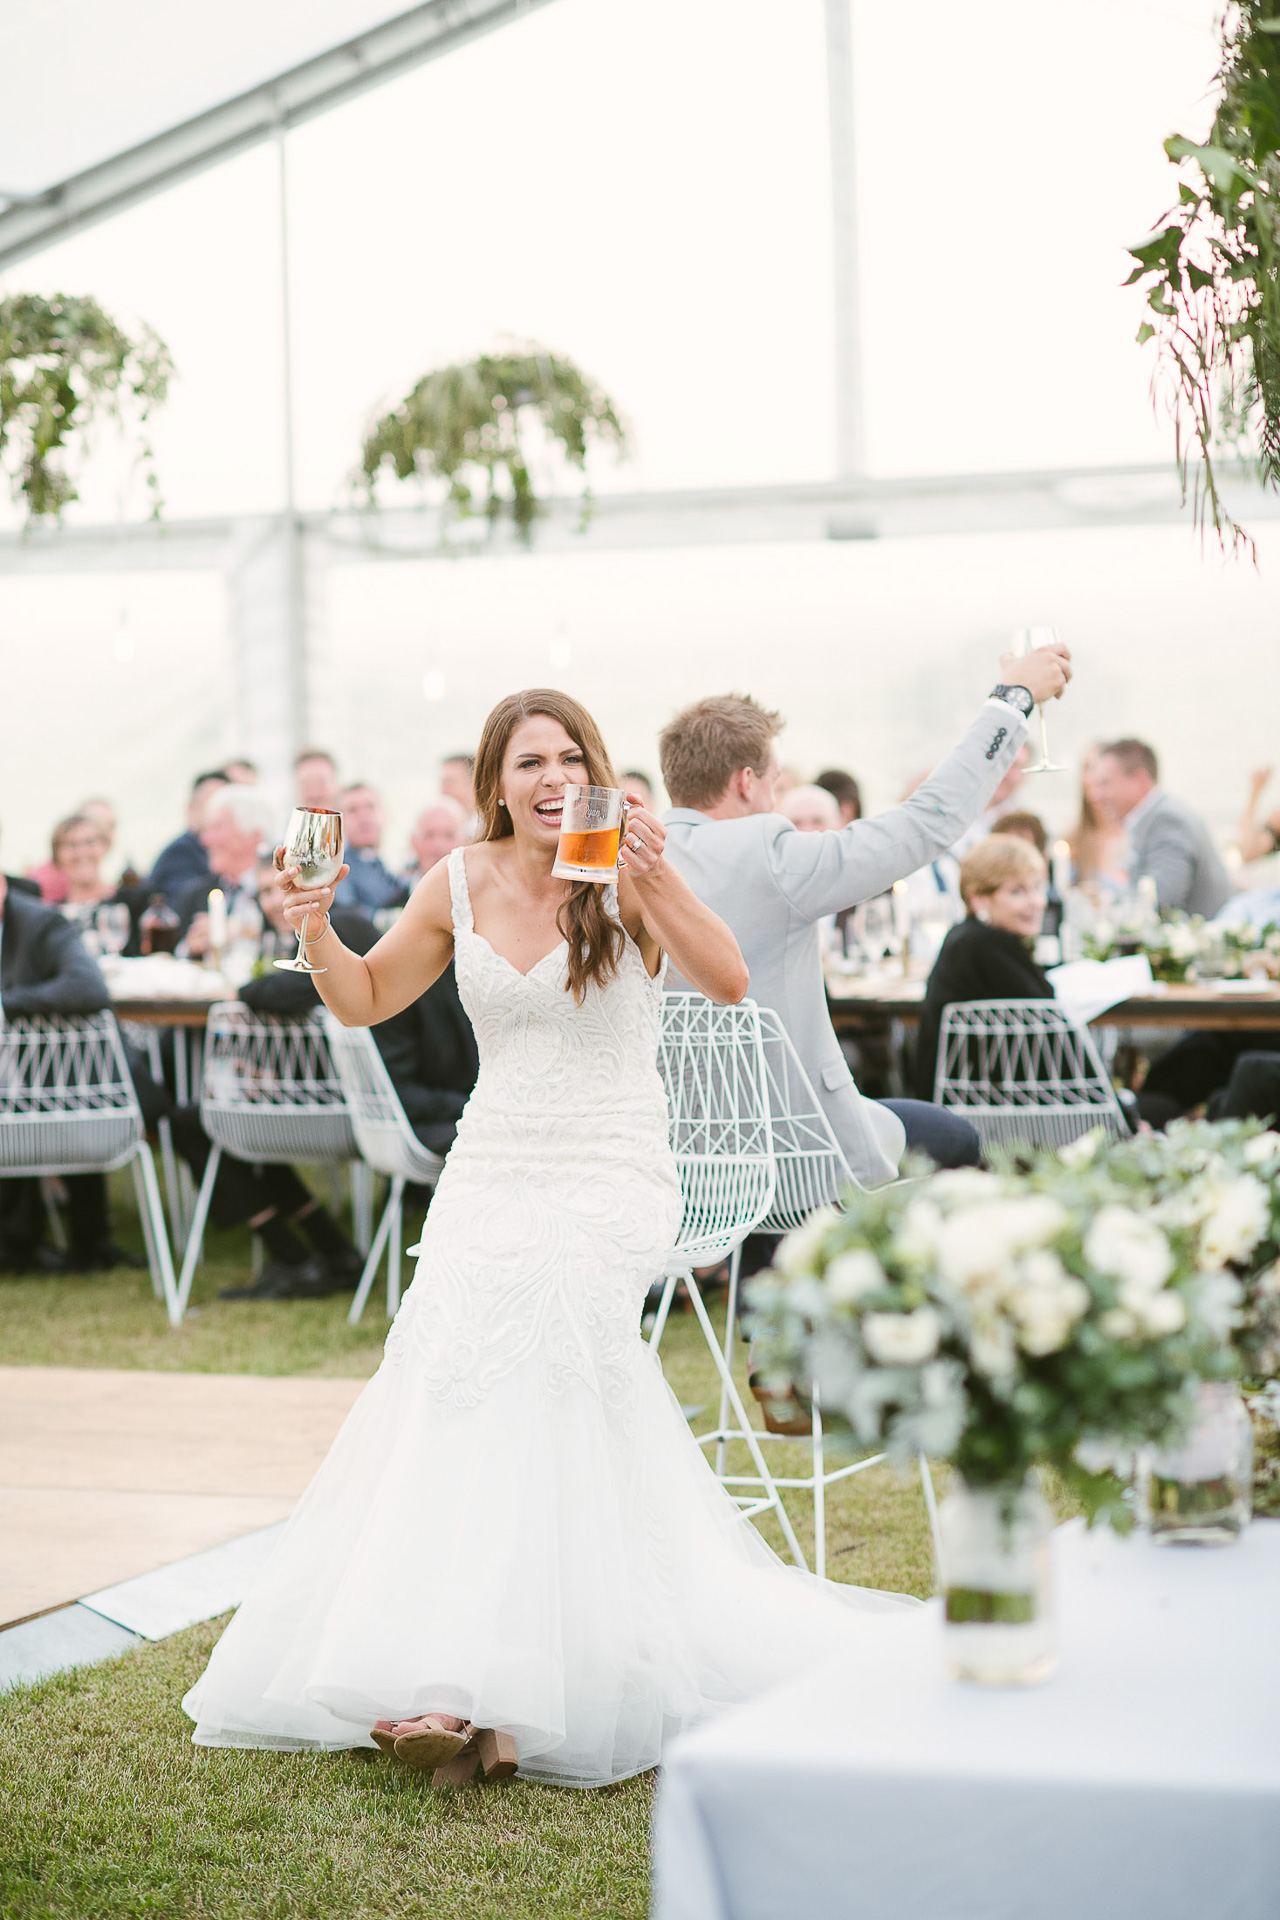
[{"left": 498, "top": 799, "right": 506, "bottom": 808}]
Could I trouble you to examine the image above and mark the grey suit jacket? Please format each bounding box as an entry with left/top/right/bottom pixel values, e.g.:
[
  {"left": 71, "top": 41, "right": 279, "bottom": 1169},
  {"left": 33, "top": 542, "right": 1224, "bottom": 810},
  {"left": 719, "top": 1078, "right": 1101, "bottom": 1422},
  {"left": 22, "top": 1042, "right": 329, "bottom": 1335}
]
[
  {"left": 1128, "top": 790, "right": 1232, "bottom": 919},
  {"left": 663, "top": 700, "right": 1029, "bottom": 1187}
]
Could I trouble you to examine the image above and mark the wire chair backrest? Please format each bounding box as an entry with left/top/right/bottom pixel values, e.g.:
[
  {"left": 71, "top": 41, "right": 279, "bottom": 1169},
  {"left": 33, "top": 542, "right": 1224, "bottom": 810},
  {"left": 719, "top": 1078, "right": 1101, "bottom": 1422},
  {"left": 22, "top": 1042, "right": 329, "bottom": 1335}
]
[
  {"left": 200, "top": 1002, "right": 357, "bottom": 1165},
  {"left": 657, "top": 994, "right": 776, "bottom": 1262},
  {"left": 0, "top": 1011, "right": 142, "bottom": 1174},
  {"left": 933, "top": 998, "right": 1127, "bottom": 1151},
  {"left": 322, "top": 1012, "right": 444, "bottom": 1185},
  {"left": 753, "top": 1005, "right": 868, "bottom": 1232}
]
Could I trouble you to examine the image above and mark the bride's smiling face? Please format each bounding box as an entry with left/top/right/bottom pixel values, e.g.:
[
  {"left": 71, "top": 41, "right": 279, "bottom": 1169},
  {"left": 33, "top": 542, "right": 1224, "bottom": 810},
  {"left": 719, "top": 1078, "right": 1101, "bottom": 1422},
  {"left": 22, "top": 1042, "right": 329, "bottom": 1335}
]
[{"left": 500, "top": 716, "right": 590, "bottom": 847}]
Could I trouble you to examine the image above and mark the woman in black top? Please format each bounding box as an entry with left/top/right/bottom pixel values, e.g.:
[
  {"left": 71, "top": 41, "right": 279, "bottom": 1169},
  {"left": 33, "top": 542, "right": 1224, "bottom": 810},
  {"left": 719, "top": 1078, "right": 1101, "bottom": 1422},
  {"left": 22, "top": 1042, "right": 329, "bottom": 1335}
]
[{"left": 915, "top": 834, "right": 1053, "bottom": 1099}]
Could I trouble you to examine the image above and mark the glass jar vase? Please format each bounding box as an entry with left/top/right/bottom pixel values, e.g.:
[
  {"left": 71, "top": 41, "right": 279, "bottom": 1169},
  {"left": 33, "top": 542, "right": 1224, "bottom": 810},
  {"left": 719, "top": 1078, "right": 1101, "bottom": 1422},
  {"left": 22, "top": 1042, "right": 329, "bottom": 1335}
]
[
  {"left": 938, "top": 1476, "right": 1055, "bottom": 1685},
  {"left": 1144, "top": 1381, "right": 1253, "bottom": 1545}
]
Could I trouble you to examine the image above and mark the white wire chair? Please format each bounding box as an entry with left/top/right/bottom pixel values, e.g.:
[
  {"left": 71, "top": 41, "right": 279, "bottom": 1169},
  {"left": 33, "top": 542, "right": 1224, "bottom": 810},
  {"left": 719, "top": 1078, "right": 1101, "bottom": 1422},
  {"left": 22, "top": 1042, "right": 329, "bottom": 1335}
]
[
  {"left": 0, "top": 1012, "right": 178, "bottom": 1321},
  {"left": 697, "top": 1004, "right": 938, "bottom": 1576},
  {"left": 932, "top": 999, "right": 1128, "bottom": 1153},
  {"left": 322, "top": 1012, "right": 445, "bottom": 1324},
  {"left": 172, "top": 1003, "right": 373, "bottom": 1322},
  {"left": 649, "top": 995, "right": 813, "bottom": 1562}
]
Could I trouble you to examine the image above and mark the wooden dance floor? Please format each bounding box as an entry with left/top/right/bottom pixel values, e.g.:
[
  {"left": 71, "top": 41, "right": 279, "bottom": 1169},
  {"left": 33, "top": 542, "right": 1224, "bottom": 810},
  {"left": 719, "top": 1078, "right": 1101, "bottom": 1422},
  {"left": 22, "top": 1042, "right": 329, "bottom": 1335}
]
[{"left": 0, "top": 1367, "right": 364, "bottom": 1629}]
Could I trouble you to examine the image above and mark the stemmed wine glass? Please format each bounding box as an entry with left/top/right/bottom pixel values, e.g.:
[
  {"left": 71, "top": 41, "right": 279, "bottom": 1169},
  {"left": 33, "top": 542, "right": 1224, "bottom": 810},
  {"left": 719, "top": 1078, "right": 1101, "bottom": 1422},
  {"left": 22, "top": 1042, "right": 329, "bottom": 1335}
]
[
  {"left": 1013, "top": 626, "right": 1066, "bottom": 774},
  {"left": 274, "top": 808, "right": 344, "bottom": 974}
]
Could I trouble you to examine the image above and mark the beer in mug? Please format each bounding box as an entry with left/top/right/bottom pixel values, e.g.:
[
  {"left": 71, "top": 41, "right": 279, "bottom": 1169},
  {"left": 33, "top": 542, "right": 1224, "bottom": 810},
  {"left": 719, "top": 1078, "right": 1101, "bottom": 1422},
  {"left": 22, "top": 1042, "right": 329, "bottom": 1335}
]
[{"left": 553, "top": 785, "right": 627, "bottom": 883}]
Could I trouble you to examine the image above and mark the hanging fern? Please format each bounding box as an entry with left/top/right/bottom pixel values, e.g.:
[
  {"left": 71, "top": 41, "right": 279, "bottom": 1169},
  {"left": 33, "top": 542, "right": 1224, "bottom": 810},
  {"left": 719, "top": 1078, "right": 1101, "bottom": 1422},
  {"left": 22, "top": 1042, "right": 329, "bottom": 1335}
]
[
  {"left": 1126, "top": 3, "right": 1280, "bottom": 552},
  {"left": 0, "top": 293, "right": 172, "bottom": 521},
  {"left": 357, "top": 345, "right": 626, "bottom": 538}
]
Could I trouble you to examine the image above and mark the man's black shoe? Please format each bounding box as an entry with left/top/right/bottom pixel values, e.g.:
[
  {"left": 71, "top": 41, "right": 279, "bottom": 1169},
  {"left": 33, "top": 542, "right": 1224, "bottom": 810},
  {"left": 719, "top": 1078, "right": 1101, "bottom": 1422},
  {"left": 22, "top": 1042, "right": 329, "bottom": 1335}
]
[
  {"left": 0, "top": 1245, "right": 68, "bottom": 1276},
  {"left": 319, "top": 1246, "right": 366, "bottom": 1290},
  {"left": 219, "top": 1255, "right": 341, "bottom": 1301}
]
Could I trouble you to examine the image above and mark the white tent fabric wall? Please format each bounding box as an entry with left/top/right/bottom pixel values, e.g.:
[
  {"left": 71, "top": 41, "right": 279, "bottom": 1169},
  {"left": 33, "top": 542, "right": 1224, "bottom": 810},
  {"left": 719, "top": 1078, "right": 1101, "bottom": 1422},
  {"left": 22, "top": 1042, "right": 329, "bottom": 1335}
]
[{"left": 0, "top": 571, "right": 233, "bottom": 875}]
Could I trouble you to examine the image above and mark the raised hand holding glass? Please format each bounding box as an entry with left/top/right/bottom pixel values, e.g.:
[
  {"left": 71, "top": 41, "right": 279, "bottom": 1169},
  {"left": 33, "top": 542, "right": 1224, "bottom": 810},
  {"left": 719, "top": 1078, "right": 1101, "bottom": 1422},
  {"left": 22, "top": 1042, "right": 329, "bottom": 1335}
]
[{"left": 275, "top": 808, "right": 344, "bottom": 974}]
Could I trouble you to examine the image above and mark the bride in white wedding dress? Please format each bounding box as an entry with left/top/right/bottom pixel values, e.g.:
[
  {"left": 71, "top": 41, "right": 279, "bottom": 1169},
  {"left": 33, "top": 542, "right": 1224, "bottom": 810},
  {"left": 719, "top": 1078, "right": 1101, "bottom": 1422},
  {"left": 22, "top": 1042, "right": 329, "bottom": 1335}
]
[{"left": 183, "top": 688, "right": 911, "bottom": 1789}]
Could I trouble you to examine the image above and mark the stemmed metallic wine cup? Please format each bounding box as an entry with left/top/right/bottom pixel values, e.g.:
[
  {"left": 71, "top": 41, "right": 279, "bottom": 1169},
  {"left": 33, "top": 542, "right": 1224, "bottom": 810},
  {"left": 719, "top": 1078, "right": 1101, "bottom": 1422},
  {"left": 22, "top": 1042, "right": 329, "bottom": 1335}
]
[
  {"left": 274, "top": 807, "right": 344, "bottom": 974},
  {"left": 1014, "top": 626, "right": 1065, "bottom": 774}
]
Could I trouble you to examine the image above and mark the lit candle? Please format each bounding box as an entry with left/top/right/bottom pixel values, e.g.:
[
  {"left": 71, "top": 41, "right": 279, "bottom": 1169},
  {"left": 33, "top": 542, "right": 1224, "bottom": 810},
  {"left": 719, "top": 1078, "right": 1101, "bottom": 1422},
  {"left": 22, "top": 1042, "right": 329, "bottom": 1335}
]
[
  {"left": 207, "top": 887, "right": 228, "bottom": 954},
  {"left": 1052, "top": 839, "right": 1072, "bottom": 897}
]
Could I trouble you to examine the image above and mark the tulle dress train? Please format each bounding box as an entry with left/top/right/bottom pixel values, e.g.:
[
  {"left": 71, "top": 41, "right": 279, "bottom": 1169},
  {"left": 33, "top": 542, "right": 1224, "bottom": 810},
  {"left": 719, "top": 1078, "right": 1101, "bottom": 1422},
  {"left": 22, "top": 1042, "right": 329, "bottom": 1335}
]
[{"left": 183, "top": 847, "right": 911, "bottom": 1787}]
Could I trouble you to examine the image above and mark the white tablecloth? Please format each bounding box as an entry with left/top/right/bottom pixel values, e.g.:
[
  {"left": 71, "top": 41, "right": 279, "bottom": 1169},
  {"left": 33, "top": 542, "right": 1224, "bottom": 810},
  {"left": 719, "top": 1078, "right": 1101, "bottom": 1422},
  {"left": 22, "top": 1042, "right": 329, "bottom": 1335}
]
[{"left": 653, "top": 1520, "right": 1280, "bottom": 1920}]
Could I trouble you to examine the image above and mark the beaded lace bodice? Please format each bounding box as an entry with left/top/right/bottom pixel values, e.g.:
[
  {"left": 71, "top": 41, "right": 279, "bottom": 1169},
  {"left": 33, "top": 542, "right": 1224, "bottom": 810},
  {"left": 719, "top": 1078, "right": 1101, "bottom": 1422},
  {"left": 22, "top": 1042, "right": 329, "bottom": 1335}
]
[{"left": 382, "top": 846, "right": 681, "bottom": 1408}]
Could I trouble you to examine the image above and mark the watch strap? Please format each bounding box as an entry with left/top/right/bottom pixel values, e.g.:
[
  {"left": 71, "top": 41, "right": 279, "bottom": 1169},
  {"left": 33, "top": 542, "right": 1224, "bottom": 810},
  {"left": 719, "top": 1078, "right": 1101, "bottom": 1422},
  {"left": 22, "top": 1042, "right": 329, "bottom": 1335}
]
[{"left": 990, "top": 684, "right": 1035, "bottom": 720}]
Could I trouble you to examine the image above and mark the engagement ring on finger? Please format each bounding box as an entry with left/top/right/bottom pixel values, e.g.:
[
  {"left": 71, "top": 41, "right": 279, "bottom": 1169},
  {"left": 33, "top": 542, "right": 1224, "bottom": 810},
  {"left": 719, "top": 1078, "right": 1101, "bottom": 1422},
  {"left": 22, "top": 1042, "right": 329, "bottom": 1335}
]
[{"left": 629, "top": 834, "right": 642, "bottom": 851}]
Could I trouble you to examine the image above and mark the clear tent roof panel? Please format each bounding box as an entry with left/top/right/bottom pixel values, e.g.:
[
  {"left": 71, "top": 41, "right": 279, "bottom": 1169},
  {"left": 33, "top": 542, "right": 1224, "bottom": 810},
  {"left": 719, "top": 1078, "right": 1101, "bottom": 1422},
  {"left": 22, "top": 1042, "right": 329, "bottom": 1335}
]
[{"left": 0, "top": 0, "right": 412, "bottom": 195}]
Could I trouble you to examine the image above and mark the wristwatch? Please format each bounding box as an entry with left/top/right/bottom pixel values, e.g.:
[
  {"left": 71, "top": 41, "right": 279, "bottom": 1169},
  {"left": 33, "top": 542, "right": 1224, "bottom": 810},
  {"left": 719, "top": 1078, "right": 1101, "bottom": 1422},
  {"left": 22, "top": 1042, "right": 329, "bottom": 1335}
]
[{"left": 990, "top": 684, "right": 1036, "bottom": 719}]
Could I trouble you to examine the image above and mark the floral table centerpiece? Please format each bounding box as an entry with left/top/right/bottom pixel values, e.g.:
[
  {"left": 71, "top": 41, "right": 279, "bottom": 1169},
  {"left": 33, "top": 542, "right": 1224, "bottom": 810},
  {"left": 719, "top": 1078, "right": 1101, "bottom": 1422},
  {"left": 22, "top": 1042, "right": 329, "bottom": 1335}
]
[
  {"left": 748, "top": 1162, "right": 1236, "bottom": 1683},
  {"left": 1101, "top": 1119, "right": 1280, "bottom": 1535}
]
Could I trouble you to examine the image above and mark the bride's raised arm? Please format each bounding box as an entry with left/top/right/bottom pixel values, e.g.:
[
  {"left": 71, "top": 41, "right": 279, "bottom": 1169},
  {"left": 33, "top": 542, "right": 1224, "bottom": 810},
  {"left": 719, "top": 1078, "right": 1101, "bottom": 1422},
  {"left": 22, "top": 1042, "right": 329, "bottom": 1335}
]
[
  {"left": 278, "top": 854, "right": 457, "bottom": 1027},
  {"left": 617, "top": 801, "right": 748, "bottom": 1005}
]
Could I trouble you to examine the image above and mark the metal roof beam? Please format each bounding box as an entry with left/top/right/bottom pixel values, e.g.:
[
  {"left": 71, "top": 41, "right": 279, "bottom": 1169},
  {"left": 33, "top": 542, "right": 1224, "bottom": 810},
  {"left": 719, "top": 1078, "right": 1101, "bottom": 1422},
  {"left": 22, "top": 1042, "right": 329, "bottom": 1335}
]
[{"left": 0, "top": 0, "right": 560, "bottom": 269}]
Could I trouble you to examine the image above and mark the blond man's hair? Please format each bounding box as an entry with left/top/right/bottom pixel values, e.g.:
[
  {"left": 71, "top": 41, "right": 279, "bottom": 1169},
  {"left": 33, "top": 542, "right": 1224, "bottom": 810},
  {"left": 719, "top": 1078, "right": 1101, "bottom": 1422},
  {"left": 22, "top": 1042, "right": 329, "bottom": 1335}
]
[
  {"left": 959, "top": 833, "right": 1046, "bottom": 910},
  {"left": 658, "top": 694, "right": 783, "bottom": 811}
]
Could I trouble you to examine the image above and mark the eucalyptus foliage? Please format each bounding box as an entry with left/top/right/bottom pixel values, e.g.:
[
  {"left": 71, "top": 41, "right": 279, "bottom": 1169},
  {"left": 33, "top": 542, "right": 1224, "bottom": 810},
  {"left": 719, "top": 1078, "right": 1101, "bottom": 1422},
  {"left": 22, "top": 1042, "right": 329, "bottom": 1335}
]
[
  {"left": 0, "top": 293, "right": 172, "bottom": 520},
  {"left": 1127, "top": 3, "right": 1280, "bottom": 550},
  {"left": 358, "top": 346, "right": 626, "bottom": 538}
]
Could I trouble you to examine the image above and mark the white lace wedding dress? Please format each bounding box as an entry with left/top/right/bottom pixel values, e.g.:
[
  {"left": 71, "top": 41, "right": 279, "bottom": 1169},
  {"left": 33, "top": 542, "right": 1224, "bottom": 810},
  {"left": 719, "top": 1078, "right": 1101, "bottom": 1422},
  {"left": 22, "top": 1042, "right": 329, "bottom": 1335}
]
[{"left": 184, "top": 847, "right": 910, "bottom": 1787}]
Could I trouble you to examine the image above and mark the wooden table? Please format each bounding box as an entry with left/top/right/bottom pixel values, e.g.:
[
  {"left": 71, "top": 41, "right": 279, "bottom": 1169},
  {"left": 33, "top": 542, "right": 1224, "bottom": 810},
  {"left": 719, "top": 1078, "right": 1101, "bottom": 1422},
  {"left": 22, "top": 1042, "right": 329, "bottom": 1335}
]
[
  {"left": 110, "top": 997, "right": 217, "bottom": 1240},
  {"left": 827, "top": 977, "right": 1280, "bottom": 1034}
]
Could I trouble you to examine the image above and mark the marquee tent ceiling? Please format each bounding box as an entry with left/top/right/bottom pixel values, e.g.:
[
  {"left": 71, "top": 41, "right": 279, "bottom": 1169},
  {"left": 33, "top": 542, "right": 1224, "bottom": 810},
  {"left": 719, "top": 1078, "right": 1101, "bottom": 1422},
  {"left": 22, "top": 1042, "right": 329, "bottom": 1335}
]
[{"left": 0, "top": 0, "right": 553, "bottom": 264}]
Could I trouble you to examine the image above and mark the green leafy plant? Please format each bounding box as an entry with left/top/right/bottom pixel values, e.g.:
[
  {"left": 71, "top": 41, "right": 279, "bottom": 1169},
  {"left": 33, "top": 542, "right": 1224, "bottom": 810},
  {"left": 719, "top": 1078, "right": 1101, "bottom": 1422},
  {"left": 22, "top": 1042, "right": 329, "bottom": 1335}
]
[
  {"left": 1127, "top": 3, "right": 1280, "bottom": 551},
  {"left": 357, "top": 344, "right": 626, "bottom": 539},
  {"left": 0, "top": 293, "right": 172, "bottom": 520}
]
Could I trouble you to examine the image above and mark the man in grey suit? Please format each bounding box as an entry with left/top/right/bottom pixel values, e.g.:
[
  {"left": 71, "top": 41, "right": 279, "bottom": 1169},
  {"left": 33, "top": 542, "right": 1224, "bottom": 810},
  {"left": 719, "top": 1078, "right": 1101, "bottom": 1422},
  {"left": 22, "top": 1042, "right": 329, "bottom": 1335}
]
[
  {"left": 1091, "top": 739, "right": 1232, "bottom": 918},
  {"left": 658, "top": 642, "right": 1071, "bottom": 1186}
]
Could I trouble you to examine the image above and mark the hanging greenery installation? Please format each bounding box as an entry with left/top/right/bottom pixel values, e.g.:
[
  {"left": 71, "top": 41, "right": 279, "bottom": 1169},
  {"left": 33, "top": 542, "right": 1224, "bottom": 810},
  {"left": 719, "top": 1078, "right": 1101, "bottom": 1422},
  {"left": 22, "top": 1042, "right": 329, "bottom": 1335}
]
[
  {"left": 0, "top": 293, "right": 173, "bottom": 521},
  {"left": 1127, "top": 3, "right": 1280, "bottom": 551},
  {"left": 357, "top": 345, "right": 626, "bottom": 539}
]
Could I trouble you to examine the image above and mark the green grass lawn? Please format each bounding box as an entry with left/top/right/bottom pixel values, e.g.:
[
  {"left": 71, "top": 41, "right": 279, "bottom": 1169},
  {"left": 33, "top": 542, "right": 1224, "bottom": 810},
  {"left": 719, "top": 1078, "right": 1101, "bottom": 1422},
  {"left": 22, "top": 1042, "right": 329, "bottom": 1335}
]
[{"left": 0, "top": 1187, "right": 941, "bottom": 1919}]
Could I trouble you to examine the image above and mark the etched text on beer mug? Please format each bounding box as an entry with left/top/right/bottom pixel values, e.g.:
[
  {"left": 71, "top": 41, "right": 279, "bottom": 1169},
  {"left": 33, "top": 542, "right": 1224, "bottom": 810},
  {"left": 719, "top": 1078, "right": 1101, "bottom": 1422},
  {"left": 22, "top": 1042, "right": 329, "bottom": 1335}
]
[{"left": 552, "top": 785, "right": 626, "bottom": 883}]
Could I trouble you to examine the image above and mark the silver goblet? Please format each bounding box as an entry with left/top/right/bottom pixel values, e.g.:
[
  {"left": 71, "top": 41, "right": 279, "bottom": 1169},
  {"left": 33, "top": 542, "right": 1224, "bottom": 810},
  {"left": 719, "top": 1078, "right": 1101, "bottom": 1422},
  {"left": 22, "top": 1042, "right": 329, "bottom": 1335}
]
[{"left": 274, "top": 807, "right": 344, "bottom": 974}]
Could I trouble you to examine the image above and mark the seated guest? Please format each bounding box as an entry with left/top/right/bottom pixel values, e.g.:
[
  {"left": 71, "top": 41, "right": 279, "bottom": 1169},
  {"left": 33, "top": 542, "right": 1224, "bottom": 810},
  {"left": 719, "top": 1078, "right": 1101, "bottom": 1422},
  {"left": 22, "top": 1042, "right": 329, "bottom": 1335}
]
[
  {"left": 621, "top": 770, "right": 655, "bottom": 811},
  {"left": 1067, "top": 744, "right": 1133, "bottom": 891},
  {"left": 914, "top": 836, "right": 1053, "bottom": 1099},
  {"left": 223, "top": 758, "right": 258, "bottom": 784},
  {"left": 403, "top": 798, "right": 469, "bottom": 885},
  {"left": 781, "top": 785, "right": 841, "bottom": 834},
  {"left": 815, "top": 767, "right": 862, "bottom": 825},
  {"left": 176, "top": 785, "right": 277, "bottom": 948},
  {"left": 332, "top": 783, "right": 408, "bottom": 914},
  {"left": 146, "top": 770, "right": 230, "bottom": 907},
  {"left": 39, "top": 813, "right": 114, "bottom": 916},
  {"left": 440, "top": 753, "right": 475, "bottom": 815},
  {"left": 990, "top": 809, "right": 1048, "bottom": 856},
  {"left": 659, "top": 638, "right": 1072, "bottom": 1181},
  {"left": 1089, "top": 737, "right": 1232, "bottom": 916},
  {"left": 0, "top": 876, "right": 141, "bottom": 1273},
  {"left": 294, "top": 747, "right": 340, "bottom": 812},
  {"left": 1211, "top": 1052, "right": 1280, "bottom": 1124}
]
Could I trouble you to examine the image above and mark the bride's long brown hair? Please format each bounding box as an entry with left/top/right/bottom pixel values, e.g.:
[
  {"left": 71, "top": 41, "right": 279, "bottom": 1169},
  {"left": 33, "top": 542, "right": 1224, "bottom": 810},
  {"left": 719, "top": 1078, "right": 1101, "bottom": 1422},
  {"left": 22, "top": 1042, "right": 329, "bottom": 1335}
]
[{"left": 473, "top": 688, "right": 626, "bottom": 1004}]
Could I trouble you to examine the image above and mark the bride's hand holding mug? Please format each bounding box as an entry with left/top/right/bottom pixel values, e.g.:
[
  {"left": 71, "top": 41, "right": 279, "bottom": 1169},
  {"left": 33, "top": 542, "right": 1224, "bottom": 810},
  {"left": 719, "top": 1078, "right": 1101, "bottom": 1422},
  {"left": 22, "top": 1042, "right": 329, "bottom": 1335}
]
[{"left": 616, "top": 798, "right": 665, "bottom": 881}]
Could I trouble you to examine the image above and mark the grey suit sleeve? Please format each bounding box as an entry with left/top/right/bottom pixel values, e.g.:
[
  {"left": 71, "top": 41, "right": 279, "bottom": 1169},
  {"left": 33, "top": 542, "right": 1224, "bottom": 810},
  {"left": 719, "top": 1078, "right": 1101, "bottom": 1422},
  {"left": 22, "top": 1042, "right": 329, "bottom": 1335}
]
[
  {"left": 2, "top": 919, "right": 111, "bottom": 1017},
  {"left": 768, "top": 701, "right": 1030, "bottom": 921},
  {"left": 1134, "top": 816, "right": 1195, "bottom": 914}
]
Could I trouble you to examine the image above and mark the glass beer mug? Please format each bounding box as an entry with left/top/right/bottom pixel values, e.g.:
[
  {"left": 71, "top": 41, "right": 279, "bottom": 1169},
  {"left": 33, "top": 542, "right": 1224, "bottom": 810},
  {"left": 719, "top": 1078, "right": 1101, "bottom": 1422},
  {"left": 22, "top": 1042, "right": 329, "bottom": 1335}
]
[{"left": 552, "top": 786, "right": 627, "bottom": 884}]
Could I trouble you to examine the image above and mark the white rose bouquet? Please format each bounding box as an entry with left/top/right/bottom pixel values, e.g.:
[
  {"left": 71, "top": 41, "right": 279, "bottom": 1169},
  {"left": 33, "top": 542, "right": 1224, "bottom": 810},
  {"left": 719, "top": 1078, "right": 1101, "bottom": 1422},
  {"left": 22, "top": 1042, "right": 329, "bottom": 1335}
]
[
  {"left": 748, "top": 1159, "right": 1236, "bottom": 1520},
  {"left": 1101, "top": 1118, "right": 1280, "bottom": 1383}
]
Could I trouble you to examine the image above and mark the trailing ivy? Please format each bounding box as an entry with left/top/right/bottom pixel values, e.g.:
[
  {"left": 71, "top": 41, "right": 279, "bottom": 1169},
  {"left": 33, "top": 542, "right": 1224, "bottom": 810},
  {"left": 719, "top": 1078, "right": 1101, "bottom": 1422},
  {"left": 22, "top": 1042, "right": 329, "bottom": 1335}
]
[
  {"left": 1127, "top": 3, "right": 1280, "bottom": 551},
  {"left": 357, "top": 345, "right": 626, "bottom": 539},
  {"left": 0, "top": 293, "right": 172, "bottom": 520}
]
